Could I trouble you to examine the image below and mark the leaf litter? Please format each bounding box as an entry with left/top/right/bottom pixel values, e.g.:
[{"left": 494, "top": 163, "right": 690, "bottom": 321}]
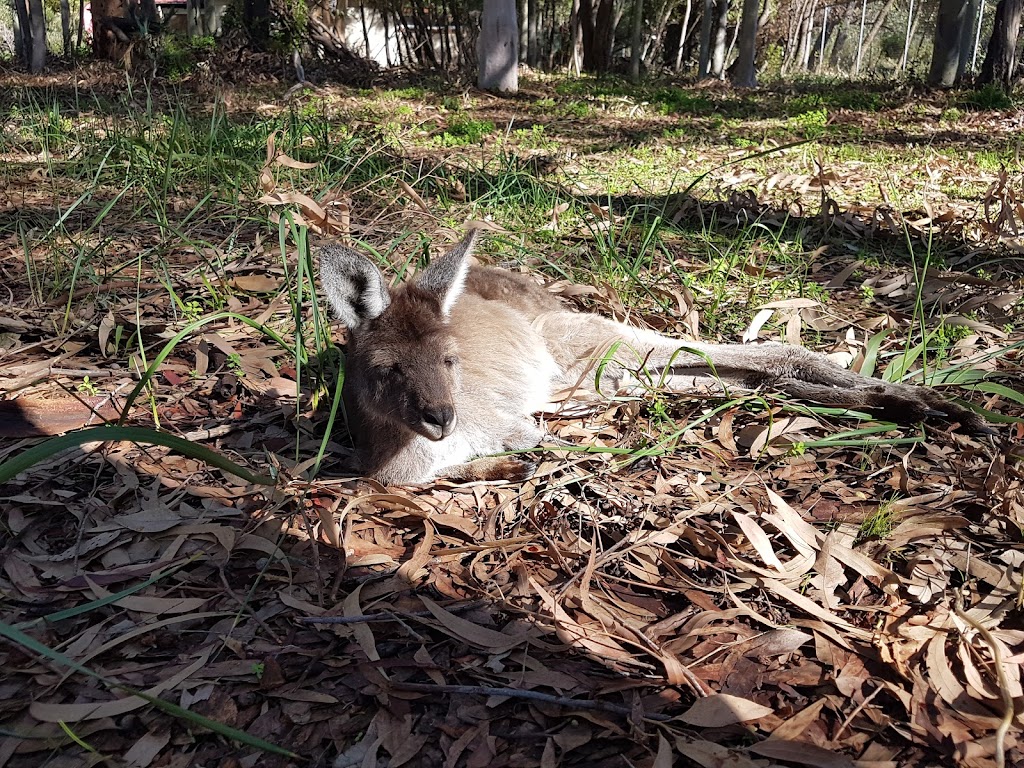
[{"left": 1, "top": 73, "right": 1023, "bottom": 768}]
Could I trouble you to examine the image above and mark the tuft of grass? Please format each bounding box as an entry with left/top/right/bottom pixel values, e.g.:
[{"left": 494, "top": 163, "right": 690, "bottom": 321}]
[
  {"left": 787, "top": 107, "right": 829, "bottom": 138},
  {"left": 857, "top": 498, "right": 900, "bottom": 542},
  {"left": 434, "top": 116, "right": 496, "bottom": 147},
  {"left": 963, "top": 82, "right": 1014, "bottom": 110}
]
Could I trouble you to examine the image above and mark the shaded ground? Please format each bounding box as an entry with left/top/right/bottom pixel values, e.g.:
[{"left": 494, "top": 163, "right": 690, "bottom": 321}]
[{"left": 0, "top": 58, "right": 1023, "bottom": 768}]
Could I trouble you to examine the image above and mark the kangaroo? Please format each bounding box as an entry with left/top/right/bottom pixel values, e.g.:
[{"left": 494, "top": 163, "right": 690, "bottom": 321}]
[{"left": 320, "top": 228, "right": 986, "bottom": 485}]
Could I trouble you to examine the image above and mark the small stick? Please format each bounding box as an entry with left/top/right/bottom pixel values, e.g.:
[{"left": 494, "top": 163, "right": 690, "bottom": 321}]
[
  {"left": 297, "top": 600, "right": 486, "bottom": 625},
  {"left": 390, "top": 682, "right": 672, "bottom": 721}
]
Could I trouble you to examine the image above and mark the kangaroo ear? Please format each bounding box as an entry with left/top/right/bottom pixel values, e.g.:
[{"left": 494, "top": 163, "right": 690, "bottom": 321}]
[
  {"left": 415, "top": 228, "right": 482, "bottom": 317},
  {"left": 319, "top": 244, "right": 391, "bottom": 330}
]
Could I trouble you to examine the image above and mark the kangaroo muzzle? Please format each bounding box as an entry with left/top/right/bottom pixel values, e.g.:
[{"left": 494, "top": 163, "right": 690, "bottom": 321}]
[{"left": 420, "top": 405, "right": 456, "bottom": 440}]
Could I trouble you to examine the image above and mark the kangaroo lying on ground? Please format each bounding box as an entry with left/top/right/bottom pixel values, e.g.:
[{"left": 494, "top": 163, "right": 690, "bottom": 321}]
[{"left": 320, "top": 228, "right": 985, "bottom": 485}]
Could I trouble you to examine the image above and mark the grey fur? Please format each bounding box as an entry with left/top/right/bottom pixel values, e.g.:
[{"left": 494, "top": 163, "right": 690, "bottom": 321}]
[{"left": 319, "top": 243, "right": 391, "bottom": 330}]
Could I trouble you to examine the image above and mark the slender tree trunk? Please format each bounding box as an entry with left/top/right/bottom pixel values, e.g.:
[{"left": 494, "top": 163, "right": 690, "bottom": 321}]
[
  {"left": 76, "top": 0, "right": 84, "bottom": 48},
  {"left": 800, "top": 2, "right": 815, "bottom": 70},
  {"left": 569, "top": 0, "right": 583, "bottom": 72},
  {"left": 545, "top": 0, "right": 553, "bottom": 65},
  {"left": 579, "top": 0, "right": 595, "bottom": 68},
  {"left": 517, "top": 0, "right": 526, "bottom": 58},
  {"left": 27, "top": 0, "right": 45, "bottom": 72},
  {"left": 592, "top": 0, "right": 614, "bottom": 72},
  {"left": 928, "top": 0, "right": 968, "bottom": 86},
  {"left": 527, "top": 0, "right": 539, "bottom": 65},
  {"left": 861, "top": 0, "right": 895, "bottom": 66},
  {"left": 12, "top": 0, "right": 28, "bottom": 62},
  {"left": 629, "top": 0, "right": 644, "bottom": 80},
  {"left": 978, "top": 0, "right": 1024, "bottom": 88},
  {"left": 730, "top": 0, "right": 759, "bottom": 85},
  {"left": 957, "top": 0, "right": 980, "bottom": 81},
  {"left": 827, "top": 5, "right": 850, "bottom": 68},
  {"left": 901, "top": 0, "right": 915, "bottom": 70},
  {"left": 810, "top": 3, "right": 828, "bottom": 71},
  {"left": 781, "top": 0, "right": 808, "bottom": 72},
  {"left": 479, "top": 0, "right": 519, "bottom": 90},
  {"left": 710, "top": 0, "right": 729, "bottom": 77},
  {"left": 675, "top": 0, "right": 692, "bottom": 69},
  {"left": 724, "top": 3, "right": 740, "bottom": 65},
  {"left": 697, "top": 0, "right": 713, "bottom": 75},
  {"left": 59, "top": 0, "right": 71, "bottom": 56},
  {"left": 854, "top": 0, "right": 867, "bottom": 74},
  {"left": 643, "top": 0, "right": 673, "bottom": 66},
  {"left": 972, "top": 0, "right": 987, "bottom": 71}
]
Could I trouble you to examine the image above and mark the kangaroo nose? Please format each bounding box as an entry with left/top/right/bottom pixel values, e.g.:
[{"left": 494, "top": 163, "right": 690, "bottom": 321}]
[{"left": 422, "top": 406, "right": 456, "bottom": 438}]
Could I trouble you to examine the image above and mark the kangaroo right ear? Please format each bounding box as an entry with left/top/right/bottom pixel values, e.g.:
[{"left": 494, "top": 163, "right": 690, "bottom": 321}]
[
  {"left": 319, "top": 244, "right": 391, "bottom": 330},
  {"left": 415, "top": 227, "right": 482, "bottom": 317}
]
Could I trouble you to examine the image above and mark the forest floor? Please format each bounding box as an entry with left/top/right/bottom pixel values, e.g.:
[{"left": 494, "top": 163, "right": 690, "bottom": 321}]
[{"left": 1, "top": 54, "right": 1023, "bottom": 768}]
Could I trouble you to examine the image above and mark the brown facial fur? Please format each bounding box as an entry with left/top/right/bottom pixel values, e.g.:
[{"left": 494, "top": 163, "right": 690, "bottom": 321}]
[{"left": 344, "top": 285, "right": 462, "bottom": 444}]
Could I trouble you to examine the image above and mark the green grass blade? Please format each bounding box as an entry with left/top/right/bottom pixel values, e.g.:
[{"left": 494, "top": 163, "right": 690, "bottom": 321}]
[
  {"left": 0, "top": 621, "right": 297, "bottom": 759},
  {"left": 0, "top": 426, "right": 276, "bottom": 486}
]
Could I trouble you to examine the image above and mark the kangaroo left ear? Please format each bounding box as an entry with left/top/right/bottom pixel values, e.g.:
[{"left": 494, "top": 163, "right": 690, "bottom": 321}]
[
  {"left": 319, "top": 243, "right": 392, "bottom": 330},
  {"left": 415, "top": 228, "right": 482, "bottom": 317}
]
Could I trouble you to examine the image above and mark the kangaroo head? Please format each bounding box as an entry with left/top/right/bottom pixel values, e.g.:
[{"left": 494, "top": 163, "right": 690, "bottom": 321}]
[{"left": 319, "top": 230, "right": 480, "bottom": 441}]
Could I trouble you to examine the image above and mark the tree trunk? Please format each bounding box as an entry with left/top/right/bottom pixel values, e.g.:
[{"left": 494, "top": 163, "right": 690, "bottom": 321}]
[
  {"left": 780, "top": 0, "right": 807, "bottom": 72},
  {"left": 861, "top": 0, "right": 895, "bottom": 64},
  {"left": 854, "top": 0, "right": 867, "bottom": 74},
  {"left": 901, "top": 0, "right": 915, "bottom": 70},
  {"left": 27, "top": 0, "right": 45, "bottom": 72},
  {"left": 731, "top": 0, "right": 758, "bottom": 85},
  {"left": 710, "top": 0, "right": 728, "bottom": 77},
  {"left": 589, "top": 0, "right": 614, "bottom": 72},
  {"left": 697, "top": 0, "right": 713, "bottom": 75},
  {"left": 479, "top": 0, "right": 519, "bottom": 90},
  {"left": 629, "top": 0, "right": 644, "bottom": 80},
  {"left": 12, "top": 0, "right": 28, "bottom": 62},
  {"left": 957, "top": 0, "right": 980, "bottom": 81},
  {"left": 675, "top": 0, "right": 692, "bottom": 69},
  {"left": 827, "top": 5, "right": 849, "bottom": 68},
  {"left": 800, "top": 2, "right": 815, "bottom": 70},
  {"left": 579, "top": 0, "right": 596, "bottom": 68},
  {"left": 569, "top": 0, "right": 583, "bottom": 72},
  {"left": 59, "top": 0, "right": 71, "bottom": 56},
  {"left": 971, "top": 0, "right": 987, "bottom": 71},
  {"left": 978, "top": 0, "right": 1023, "bottom": 88},
  {"left": 526, "top": 0, "right": 539, "bottom": 65},
  {"left": 928, "top": 0, "right": 968, "bottom": 86},
  {"left": 643, "top": 0, "right": 673, "bottom": 67}
]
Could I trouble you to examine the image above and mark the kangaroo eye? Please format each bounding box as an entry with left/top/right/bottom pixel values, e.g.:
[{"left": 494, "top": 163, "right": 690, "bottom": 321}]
[{"left": 443, "top": 356, "right": 458, "bottom": 368}]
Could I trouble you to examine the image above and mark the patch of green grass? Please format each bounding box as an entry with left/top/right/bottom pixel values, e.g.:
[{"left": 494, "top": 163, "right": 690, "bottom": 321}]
[
  {"left": 561, "top": 100, "right": 592, "bottom": 118},
  {"left": 650, "top": 88, "right": 714, "bottom": 116},
  {"left": 856, "top": 498, "right": 899, "bottom": 542},
  {"left": 939, "top": 107, "right": 963, "bottom": 124},
  {"left": 380, "top": 86, "right": 428, "bottom": 100},
  {"left": 963, "top": 82, "right": 1014, "bottom": 110},
  {"left": 787, "top": 107, "right": 829, "bottom": 139},
  {"left": 511, "top": 124, "right": 558, "bottom": 151},
  {"left": 432, "top": 116, "right": 495, "bottom": 147}
]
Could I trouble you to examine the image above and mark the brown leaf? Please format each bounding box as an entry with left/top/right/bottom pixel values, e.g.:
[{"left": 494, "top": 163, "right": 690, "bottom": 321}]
[{"left": 678, "top": 693, "right": 773, "bottom": 727}]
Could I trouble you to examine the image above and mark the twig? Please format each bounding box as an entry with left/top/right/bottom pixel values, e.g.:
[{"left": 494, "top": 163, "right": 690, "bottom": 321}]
[
  {"left": 297, "top": 600, "right": 485, "bottom": 625},
  {"left": 390, "top": 682, "right": 672, "bottom": 721}
]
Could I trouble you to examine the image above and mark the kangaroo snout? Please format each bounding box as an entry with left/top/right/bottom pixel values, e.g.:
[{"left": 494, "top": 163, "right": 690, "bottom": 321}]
[{"left": 420, "top": 404, "right": 457, "bottom": 440}]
